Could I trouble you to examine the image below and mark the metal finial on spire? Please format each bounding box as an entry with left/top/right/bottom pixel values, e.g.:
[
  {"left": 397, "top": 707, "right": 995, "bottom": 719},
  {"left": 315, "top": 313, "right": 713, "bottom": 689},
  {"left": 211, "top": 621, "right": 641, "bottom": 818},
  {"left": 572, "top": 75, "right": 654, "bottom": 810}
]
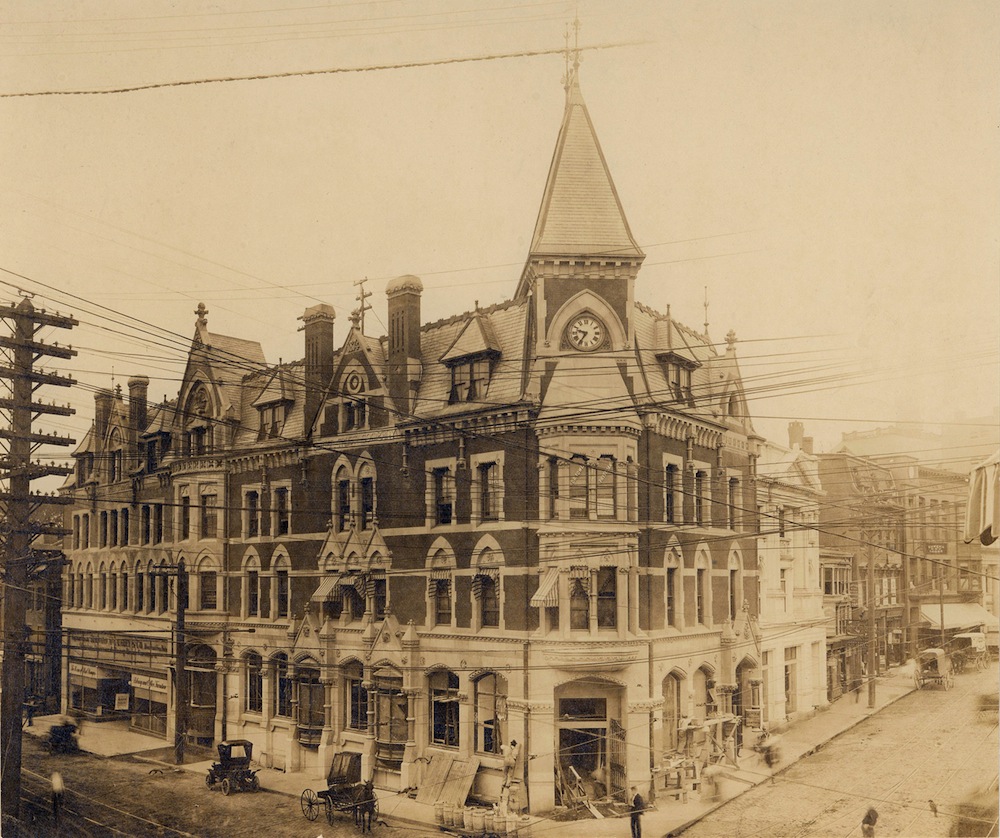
[
  {"left": 726, "top": 329, "right": 737, "bottom": 349},
  {"left": 561, "top": 12, "right": 582, "bottom": 95},
  {"left": 353, "top": 277, "right": 372, "bottom": 333},
  {"left": 195, "top": 302, "right": 208, "bottom": 326},
  {"left": 703, "top": 286, "right": 710, "bottom": 334}
]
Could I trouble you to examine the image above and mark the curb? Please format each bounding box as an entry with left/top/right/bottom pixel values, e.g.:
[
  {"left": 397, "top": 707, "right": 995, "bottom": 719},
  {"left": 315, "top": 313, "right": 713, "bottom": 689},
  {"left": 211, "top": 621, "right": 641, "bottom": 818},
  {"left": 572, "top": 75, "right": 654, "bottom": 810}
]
[{"left": 664, "top": 682, "right": 917, "bottom": 836}]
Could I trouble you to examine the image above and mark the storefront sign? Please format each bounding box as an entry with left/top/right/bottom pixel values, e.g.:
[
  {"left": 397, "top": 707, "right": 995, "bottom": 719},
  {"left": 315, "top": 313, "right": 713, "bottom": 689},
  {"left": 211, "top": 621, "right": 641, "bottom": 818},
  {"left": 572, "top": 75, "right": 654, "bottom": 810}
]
[
  {"left": 71, "top": 633, "right": 169, "bottom": 656},
  {"left": 115, "top": 693, "right": 131, "bottom": 711},
  {"left": 69, "top": 662, "right": 102, "bottom": 680},
  {"left": 744, "top": 708, "right": 762, "bottom": 728},
  {"left": 926, "top": 543, "right": 947, "bottom": 555},
  {"left": 130, "top": 673, "right": 168, "bottom": 694}
]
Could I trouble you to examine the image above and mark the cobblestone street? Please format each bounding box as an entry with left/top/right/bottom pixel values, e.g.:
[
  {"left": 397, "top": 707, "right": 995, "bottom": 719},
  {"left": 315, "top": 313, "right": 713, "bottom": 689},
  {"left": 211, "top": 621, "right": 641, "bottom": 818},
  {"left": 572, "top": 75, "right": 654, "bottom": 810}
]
[{"left": 679, "top": 663, "right": 999, "bottom": 838}]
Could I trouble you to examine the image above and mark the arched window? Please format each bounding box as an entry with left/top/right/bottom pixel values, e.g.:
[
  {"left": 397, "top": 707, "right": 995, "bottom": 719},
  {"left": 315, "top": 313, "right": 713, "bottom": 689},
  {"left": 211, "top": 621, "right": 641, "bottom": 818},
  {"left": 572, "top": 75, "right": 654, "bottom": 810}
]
[
  {"left": 343, "top": 662, "right": 367, "bottom": 730},
  {"left": 429, "top": 670, "right": 460, "bottom": 748},
  {"left": 359, "top": 462, "right": 375, "bottom": 530},
  {"left": 570, "top": 580, "right": 589, "bottom": 630},
  {"left": 663, "top": 672, "right": 684, "bottom": 752},
  {"left": 198, "top": 557, "right": 218, "bottom": 611},
  {"left": 272, "top": 554, "right": 290, "bottom": 620},
  {"left": 479, "top": 576, "right": 499, "bottom": 628},
  {"left": 272, "top": 654, "right": 292, "bottom": 717},
  {"left": 244, "top": 652, "right": 263, "bottom": 713},
  {"left": 474, "top": 673, "right": 507, "bottom": 755},
  {"left": 335, "top": 466, "right": 351, "bottom": 532},
  {"left": 243, "top": 554, "right": 261, "bottom": 618},
  {"left": 296, "top": 660, "right": 324, "bottom": 745}
]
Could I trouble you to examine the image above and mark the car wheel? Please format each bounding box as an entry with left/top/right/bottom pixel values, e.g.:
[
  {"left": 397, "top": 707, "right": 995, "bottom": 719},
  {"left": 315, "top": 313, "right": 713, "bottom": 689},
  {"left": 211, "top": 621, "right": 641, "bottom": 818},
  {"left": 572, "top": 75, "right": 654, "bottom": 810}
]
[
  {"left": 249, "top": 775, "right": 260, "bottom": 792},
  {"left": 205, "top": 772, "right": 214, "bottom": 787},
  {"left": 221, "top": 778, "right": 232, "bottom": 796}
]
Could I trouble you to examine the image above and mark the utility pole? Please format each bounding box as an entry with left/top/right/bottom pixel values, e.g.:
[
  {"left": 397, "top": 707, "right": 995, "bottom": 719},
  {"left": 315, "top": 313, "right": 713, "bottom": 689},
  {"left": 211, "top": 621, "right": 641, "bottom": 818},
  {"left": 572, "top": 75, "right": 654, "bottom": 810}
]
[
  {"left": 151, "top": 559, "right": 188, "bottom": 763},
  {"left": 0, "top": 295, "right": 76, "bottom": 824}
]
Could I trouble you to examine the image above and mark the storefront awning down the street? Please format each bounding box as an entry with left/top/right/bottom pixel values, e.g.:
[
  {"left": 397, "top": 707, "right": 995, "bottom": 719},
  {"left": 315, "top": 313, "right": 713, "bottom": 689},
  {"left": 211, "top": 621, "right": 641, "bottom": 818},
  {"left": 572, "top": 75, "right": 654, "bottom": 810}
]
[
  {"left": 964, "top": 449, "right": 1000, "bottom": 546},
  {"left": 919, "top": 602, "right": 996, "bottom": 631},
  {"left": 310, "top": 575, "right": 340, "bottom": 602}
]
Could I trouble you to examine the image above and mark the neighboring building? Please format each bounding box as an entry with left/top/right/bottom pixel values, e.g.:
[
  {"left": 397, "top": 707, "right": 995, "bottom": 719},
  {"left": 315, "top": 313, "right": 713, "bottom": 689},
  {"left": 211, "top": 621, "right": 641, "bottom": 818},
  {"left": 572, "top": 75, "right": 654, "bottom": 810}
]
[
  {"left": 836, "top": 428, "right": 996, "bottom": 652},
  {"left": 60, "top": 70, "right": 764, "bottom": 813},
  {"left": 754, "top": 427, "right": 828, "bottom": 726},
  {"left": 816, "top": 452, "right": 906, "bottom": 682}
]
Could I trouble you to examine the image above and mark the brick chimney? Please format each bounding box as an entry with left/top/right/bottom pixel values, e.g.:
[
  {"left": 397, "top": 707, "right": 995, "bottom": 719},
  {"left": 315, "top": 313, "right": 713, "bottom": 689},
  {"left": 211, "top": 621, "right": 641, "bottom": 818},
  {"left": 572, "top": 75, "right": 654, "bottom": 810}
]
[
  {"left": 788, "top": 421, "right": 804, "bottom": 449},
  {"left": 386, "top": 275, "right": 423, "bottom": 413},
  {"left": 128, "top": 375, "right": 150, "bottom": 435},
  {"left": 299, "top": 303, "right": 335, "bottom": 433},
  {"left": 94, "top": 388, "right": 114, "bottom": 444}
]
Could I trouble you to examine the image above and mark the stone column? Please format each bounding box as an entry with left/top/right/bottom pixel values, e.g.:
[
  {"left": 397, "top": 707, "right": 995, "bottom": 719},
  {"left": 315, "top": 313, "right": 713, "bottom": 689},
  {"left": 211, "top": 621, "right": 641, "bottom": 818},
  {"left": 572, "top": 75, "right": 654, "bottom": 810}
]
[
  {"left": 400, "top": 689, "right": 420, "bottom": 789},
  {"left": 524, "top": 700, "right": 555, "bottom": 813}
]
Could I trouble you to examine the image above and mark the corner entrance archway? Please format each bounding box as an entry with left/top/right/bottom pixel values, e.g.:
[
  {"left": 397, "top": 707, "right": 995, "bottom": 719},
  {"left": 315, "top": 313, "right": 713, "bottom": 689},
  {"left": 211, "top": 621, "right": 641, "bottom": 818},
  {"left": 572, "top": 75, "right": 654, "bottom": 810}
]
[{"left": 554, "top": 678, "right": 627, "bottom": 804}]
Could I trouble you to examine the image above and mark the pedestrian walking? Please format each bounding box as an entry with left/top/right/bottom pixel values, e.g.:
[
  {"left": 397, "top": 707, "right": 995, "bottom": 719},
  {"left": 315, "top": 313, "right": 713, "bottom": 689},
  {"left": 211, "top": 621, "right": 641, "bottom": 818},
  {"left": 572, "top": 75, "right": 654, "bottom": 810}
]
[
  {"left": 861, "top": 806, "right": 878, "bottom": 837},
  {"left": 630, "top": 785, "right": 645, "bottom": 838},
  {"left": 51, "top": 771, "right": 64, "bottom": 826}
]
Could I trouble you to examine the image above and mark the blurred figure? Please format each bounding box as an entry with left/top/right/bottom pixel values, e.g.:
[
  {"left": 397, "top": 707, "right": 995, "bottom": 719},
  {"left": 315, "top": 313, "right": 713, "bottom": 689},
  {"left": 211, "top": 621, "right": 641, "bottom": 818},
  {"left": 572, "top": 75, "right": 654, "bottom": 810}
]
[
  {"left": 861, "top": 807, "right": 878, "bottom": 837},
  {"left": 51, "top": 771, "right": 64, "bottom": 825}
]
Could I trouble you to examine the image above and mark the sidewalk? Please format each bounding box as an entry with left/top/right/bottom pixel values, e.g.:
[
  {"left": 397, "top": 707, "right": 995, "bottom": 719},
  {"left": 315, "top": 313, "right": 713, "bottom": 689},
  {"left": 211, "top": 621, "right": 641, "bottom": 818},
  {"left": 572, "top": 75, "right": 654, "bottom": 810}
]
[{"left": 24, "top": 663, "right": 916, "bottom": 837}]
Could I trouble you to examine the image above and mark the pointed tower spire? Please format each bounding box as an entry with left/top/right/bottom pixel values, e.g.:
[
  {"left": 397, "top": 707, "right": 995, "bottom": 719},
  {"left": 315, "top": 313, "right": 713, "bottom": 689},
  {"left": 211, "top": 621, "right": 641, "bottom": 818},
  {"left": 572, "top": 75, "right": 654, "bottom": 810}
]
[{"left": 519, "top": 45, "right": 643, "bottom": 286}]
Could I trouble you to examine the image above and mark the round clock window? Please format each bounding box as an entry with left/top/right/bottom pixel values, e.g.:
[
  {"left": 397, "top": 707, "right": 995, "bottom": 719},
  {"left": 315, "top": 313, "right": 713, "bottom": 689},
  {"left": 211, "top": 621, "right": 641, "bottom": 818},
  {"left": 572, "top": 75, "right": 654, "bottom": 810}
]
[
  {"left": 345, "top": 372, "right": 363, "bottom": 393},
  {"left": 567, "top": 315, "right": 606, "bottom": 351}
]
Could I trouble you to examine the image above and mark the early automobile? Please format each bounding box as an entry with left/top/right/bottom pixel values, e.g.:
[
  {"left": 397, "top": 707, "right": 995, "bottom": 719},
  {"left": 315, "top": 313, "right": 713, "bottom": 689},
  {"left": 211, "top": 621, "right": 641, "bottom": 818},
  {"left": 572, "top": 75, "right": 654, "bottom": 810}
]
[
  {"left": 205, "top": 740, "right": 261, "bottom": 795},
  {"left": 914, "top": 648, "right": 954, "bottom": 690}
]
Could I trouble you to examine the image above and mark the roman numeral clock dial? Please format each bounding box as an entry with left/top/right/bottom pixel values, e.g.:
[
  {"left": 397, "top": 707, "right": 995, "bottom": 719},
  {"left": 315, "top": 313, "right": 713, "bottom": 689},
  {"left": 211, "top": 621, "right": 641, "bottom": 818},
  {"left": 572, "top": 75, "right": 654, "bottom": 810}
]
[{"left": 567, "top": 314, "right": 605, "bottom": 351}]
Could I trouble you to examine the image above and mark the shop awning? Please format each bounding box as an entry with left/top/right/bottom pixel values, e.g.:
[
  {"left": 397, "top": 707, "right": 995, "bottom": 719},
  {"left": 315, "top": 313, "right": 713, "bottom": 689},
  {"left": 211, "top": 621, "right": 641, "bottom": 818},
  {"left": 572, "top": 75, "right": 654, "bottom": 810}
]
[
  {"left": 965, "top": 450, "right": 1000, "bottom": 546},
  {"left": 530, "top": 568, "right": 560, "bottom": 608},
  {"left": 919, "top": 603, "right": 997, "bottom": 630}
]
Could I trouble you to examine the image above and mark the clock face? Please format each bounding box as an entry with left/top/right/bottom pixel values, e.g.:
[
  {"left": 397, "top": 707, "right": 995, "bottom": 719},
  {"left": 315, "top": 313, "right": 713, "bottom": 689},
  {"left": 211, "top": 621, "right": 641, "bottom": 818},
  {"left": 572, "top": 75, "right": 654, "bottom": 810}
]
[{"left": 567, "top": 315, "right": 605, "bottom": 351}]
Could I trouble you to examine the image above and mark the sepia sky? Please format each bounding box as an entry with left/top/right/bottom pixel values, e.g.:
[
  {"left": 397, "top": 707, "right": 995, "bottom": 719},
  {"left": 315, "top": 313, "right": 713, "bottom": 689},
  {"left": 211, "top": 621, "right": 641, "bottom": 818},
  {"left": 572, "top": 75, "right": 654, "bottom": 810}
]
[{"left": 1, "top": 0, "right": 997, "bottom": 455}]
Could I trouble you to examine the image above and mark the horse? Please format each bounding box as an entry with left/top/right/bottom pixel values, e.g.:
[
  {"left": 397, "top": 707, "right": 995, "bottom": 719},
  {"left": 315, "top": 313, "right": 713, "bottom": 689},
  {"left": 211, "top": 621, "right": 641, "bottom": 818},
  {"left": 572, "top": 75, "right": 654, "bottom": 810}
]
[{"left": 353, "top": 779, "right": 377, "bottom": 832}]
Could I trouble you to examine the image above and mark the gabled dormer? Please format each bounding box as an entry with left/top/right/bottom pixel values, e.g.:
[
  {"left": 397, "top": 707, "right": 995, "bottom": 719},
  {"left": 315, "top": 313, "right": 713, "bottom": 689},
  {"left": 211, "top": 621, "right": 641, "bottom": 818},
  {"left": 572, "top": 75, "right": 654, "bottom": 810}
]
[
  {"left": 177, "top": 303, "right": 265, "bottom": 454},
  {"left": 251, "top": 367, "right": 294, "bottom": 441},
  {"left": 653, "top": 310, "right": 702, "bottom": 406},
  {"left": 439, "top": 310, "right": 501, "bottom": 404},
  {"left": 316, "top": 318, "right": 389, "bottom": 436}
]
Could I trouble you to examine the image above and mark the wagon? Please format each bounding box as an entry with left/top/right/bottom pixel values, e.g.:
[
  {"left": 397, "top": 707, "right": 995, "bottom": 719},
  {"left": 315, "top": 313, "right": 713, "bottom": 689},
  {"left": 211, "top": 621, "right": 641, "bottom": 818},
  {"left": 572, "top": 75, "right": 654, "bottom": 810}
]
[
  {"left": 914, "top": 648, "right": 954, "bottom": 690},
  {"left": 300, "top": 751, "right": 379, "bottom": 832},
  {"left": 205, "top": 740, "right": 261, "bottom": 795},
  {"left": 951, "top": 632, "right": 989, "bottom": 673}
]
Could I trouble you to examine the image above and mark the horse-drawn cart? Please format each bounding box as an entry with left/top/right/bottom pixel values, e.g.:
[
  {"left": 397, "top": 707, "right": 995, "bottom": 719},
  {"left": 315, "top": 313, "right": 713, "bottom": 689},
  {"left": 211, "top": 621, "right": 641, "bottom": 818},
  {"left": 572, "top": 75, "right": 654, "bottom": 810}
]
[
  {"left": 914, "top": 648, "right": 954, "bottom": 690},
  {"left": 300, "top": 752, "right": 378, "bottom": 832}
]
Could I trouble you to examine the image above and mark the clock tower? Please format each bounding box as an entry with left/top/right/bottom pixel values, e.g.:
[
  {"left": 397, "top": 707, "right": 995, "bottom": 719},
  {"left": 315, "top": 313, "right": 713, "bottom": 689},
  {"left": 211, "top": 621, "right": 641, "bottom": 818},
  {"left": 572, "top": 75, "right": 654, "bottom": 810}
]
[{"left": 515, "top": 67, "right": 644, "bottom": 359}]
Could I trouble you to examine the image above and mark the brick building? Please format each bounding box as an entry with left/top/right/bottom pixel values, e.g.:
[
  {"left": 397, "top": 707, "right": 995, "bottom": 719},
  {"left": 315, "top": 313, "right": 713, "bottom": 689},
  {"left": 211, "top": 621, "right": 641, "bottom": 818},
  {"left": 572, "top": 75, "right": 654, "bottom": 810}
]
[{"left": 60, "top": 70, "right": 763, "bottom": 812}]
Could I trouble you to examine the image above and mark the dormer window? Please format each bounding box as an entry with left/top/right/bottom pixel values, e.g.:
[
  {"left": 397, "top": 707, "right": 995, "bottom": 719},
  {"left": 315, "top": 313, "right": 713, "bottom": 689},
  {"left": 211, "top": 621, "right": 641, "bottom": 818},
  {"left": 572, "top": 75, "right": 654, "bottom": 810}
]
[
  {"left": 669, "top": 362, "right": 693, "bottom": 403},
  {"left": 258, "top": 403, "right": 285, "bottom": 440},
  {"left": 448, "top": 357, "right": 492, "bottom": 404}
]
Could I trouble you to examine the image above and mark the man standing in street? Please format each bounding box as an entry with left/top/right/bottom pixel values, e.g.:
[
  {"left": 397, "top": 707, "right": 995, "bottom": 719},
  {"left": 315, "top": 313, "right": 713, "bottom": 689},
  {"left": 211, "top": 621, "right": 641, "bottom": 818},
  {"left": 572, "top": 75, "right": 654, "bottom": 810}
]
[{"left": 630, "top": 785, "right": 645, "bottom": 838}]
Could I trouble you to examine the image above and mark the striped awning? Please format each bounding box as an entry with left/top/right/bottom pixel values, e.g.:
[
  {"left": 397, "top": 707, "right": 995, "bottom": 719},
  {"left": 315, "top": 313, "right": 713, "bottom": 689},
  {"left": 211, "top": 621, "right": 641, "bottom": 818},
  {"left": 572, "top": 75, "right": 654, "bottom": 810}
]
[
  {"left": 428, "top": 569, "right": 451, "bottom": 597},
  {"left": 311, "top": 575, "right": 340, "bottom": 602},
  {"left": 530, "top": 567, "right": 560, "bottom": 608},
  {"left": 570, "top": 565, "right": 591, "bottom": 592},
  {"left": 471, "top": 567, "right": 500, "bottom": 599}
]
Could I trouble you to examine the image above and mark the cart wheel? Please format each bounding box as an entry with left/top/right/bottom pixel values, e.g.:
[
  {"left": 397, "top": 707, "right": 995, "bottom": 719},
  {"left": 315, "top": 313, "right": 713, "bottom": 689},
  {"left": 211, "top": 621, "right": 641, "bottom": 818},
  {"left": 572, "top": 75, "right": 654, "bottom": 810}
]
[
  {"left": 249, "top": 775, "right": 260, "bottom": 792},
  {"left": 301, "top": 789, "right": 320, "bottom": 821},
  {"left": 325, "top": 796, "right": 335, "bottom": 825},
  {"left": 205, "top": 772, "right": 214, "bottom": 787},
  {"left": 221, "top": 778, "right": 233, "bottom": 796}
]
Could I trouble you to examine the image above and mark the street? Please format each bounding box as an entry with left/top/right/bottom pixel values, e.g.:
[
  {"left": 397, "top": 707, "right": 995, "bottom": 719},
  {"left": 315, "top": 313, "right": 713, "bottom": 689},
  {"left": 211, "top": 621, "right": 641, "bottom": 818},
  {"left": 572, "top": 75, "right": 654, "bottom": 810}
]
[
  {"left": 679, "top": 663, "right": 999, "bottom": 838},
  {"left": 14, "top": 734, "right": 425, "bottom": 838}
]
